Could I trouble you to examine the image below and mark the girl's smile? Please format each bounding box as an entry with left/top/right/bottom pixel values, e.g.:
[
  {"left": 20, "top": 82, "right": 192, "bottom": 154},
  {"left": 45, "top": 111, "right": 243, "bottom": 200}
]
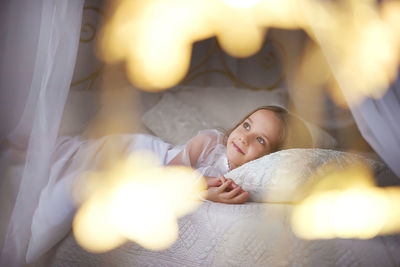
[{"left": 232, "top": 142, "right": 244, "bottom": 154}]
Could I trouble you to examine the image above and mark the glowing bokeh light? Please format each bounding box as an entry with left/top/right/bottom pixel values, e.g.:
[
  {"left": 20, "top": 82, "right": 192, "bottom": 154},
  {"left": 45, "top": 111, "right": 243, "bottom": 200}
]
[
  {"left": 98, "top": 0, "right": 400, "bottom": 104},
  {"left": 110, "top": 179, "right": 179, "bottom": 250},
  {"left": 303, "top": 0, "right": 400, "bottom": 104},
  {"left": 291, "top": 164, "right": 400, "bottom": 240},
  {"left": 73, "top": 193, "right": 126, "bottom": 253},
  {"left": 223, "top": 0, "right": 260, "bottom": 9},
  {"left": 255, "top": 0, "right": 306, "bottom": 29},
  {"left": 73, "top": 151, "right": 206, "bottom": 252}
]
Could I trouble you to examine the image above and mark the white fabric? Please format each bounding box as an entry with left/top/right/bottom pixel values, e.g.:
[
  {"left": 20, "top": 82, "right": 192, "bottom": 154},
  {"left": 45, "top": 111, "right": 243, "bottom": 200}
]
[
  {"left": 225, "top": 148, "right": 388, "bottom": 203},
  {"left": 27, "top": 130, "right": 229, "bottom": 263},
  {"left": 171, "top": 85, "right": 288, "bottom": 130},
  {"left": 175, "top": 129, "right": 230, "bottom": 177},
  {"left": 27, "top": 134, "right": 180, "bottom": 263},
  {"left": 142, "top": 93, "right": 219, "bottom": 145},
  {"left": 31, "top": 130, "right": 394, "bottom": 264},
  {"left": 0, "top": 0, "right": 84, "bottom": 265},
  {"left": 49, "top": 201, "right": 400, "bottom": 267},
  {"left": 42, "top": 147, "right": 400, "bottom": 266},
  {"left": 347, "top": 82, "right": 400, "bottom": 178}
]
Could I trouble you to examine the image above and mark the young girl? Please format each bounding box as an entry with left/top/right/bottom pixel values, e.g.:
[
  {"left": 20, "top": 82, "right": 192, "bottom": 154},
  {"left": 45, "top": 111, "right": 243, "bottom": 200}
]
[
  {"left": 168, "top": 105, "right": 288, "bottom": 204},
  {"left": 52, "top": 106, "right": 289, "bottom": 205},
  {"left": 30, "top": 105, "right": 290, "bottom": 260}
]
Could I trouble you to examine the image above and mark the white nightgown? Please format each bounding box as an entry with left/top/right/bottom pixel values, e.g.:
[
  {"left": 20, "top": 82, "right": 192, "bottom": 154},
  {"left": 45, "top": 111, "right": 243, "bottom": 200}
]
[
  {"left": 41, "top": 129, "right": 230, "bottom": 217},
  {"left": 180, "top": 129, "right": 230, "bottom": 177},
  {"left": 51, "top": 129, "right": 229, "bottom": 178},
  {"left": 29, "top": 130, "right": 230, "bottom": 258},
  {"left": 28, "top": 129, "right": 231, "bottom": 260}
]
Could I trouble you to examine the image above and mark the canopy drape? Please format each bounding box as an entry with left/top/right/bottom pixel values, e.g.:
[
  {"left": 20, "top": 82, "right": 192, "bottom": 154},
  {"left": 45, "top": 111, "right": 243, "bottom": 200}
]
[
  {"left": 303, "top": 3, "right": 400, "bottom": 178},
  {"left": 0, "top": 0, "right": 84, "bottom": 265}
]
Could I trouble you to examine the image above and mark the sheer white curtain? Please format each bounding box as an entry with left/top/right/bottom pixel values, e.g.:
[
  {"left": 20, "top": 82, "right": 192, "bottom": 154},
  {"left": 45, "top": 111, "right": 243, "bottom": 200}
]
[
  {"left": 0, "top": 0, "right": 84, "bottom": 265},
  {"left": 304, "top": 5, "right": 400, "bottom": 179},
  {"left": 348, "top": 73, "right": 400, "bottom": 178}
]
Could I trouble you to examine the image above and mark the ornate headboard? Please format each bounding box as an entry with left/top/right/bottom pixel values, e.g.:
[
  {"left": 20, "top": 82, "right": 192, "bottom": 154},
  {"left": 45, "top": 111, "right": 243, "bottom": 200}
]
[{"left": 181, "top": 29, "right": 305, "bottom": 91}]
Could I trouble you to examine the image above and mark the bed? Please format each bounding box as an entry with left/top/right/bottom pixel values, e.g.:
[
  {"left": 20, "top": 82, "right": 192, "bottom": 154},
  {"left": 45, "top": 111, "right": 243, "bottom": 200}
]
[
  {"left": 23, "top": 3, "right": 400, "bottom": 265},
  {"left": 43, "top": 202, "right": 400, "bottom": 267},
  {"left": 25, "top": 82, "right": 400, "bottom": 266}
]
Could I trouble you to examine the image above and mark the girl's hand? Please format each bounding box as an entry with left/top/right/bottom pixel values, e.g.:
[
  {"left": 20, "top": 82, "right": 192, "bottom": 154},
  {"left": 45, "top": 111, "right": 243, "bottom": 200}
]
[
  {"left": 204, "top": 176, "right": 240, "bottom": 191},
  {"left": 206, "top": 179, "right": 249, "bottom": 204},
  {"left": 204, "top": 176, "right": 223, "bottom": 189},
  {"left": 218, "top": 176, "right": 239, "bottom": 191}
]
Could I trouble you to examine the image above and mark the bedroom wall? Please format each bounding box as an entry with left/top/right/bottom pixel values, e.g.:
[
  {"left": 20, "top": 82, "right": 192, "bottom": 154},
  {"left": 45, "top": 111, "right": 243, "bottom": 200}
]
[
  {"left": 59, "top": 0, "right": 105, "bottom": 137},
  {"left": 69, "top": 0, "right": 104, "bottom": 92}
]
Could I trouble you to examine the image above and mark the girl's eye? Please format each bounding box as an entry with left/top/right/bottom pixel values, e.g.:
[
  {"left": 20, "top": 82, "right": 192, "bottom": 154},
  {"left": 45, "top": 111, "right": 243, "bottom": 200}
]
[
  {"left": 243, "top": 122, "right": 250, "bottom": 130},
  {"left": 257, "top": 137, "right": 265, "bottom": 145}
]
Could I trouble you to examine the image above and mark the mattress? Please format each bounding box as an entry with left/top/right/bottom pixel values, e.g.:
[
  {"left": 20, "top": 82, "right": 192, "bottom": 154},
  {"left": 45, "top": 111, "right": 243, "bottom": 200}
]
[{"left": 48, "top": 201, "right": 400, "bottom": 267}]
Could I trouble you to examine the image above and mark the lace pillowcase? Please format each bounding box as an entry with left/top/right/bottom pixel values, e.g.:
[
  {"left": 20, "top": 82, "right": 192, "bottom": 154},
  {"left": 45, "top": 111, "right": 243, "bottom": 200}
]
[{"left": 225, "top": 148, "right": 386, "bottom": 203}]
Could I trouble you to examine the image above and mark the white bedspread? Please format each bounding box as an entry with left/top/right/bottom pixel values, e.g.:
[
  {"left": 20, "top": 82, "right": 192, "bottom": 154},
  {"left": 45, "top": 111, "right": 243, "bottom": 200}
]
[{"left": 48, "top": 201, "right": 400, "bottom": 267}]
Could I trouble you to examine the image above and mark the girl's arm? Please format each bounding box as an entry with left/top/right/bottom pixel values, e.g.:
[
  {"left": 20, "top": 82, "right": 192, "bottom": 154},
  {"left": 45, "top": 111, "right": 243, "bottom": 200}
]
[{"left": 168, "top": 133, "right": 210, "bottom": 167}]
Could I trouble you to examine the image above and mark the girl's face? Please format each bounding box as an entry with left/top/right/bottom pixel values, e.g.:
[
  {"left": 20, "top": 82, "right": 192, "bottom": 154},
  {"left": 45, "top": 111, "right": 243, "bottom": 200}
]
[{"left": 226, "top": 109, "right": 284, "bottom": 169}]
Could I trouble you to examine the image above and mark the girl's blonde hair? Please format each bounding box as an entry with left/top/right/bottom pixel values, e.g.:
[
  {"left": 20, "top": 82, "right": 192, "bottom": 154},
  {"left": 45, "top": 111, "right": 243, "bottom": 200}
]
[{"left": 223, "top": 106, "right": 312, "bottom": 152}]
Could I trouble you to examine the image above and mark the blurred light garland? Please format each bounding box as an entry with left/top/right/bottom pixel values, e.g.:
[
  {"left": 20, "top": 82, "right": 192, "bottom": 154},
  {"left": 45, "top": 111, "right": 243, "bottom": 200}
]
[{"left": 73, "top": 151, "right": 206, "bottom": 252}]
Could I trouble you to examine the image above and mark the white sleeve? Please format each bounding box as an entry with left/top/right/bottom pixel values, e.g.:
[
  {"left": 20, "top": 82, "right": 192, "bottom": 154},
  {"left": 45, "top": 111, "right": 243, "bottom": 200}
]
[{"left": 168, "top": 130, "right": 220, "bottom": 169}]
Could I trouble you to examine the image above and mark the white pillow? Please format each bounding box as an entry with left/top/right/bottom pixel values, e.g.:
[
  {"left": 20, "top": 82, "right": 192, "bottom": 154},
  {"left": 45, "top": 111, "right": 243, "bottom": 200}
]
[
  {"left": 171, "top": 85, "right": 288, "bottom": 130},
  {"left": 142, "top": 93, "right": 220, "bottom": 145},
  {"left": 224, "top": 149, "right": 385, "bottom": 203},
  {"left": 142, "top": 86, "right": 337, "bottom": 148}
]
